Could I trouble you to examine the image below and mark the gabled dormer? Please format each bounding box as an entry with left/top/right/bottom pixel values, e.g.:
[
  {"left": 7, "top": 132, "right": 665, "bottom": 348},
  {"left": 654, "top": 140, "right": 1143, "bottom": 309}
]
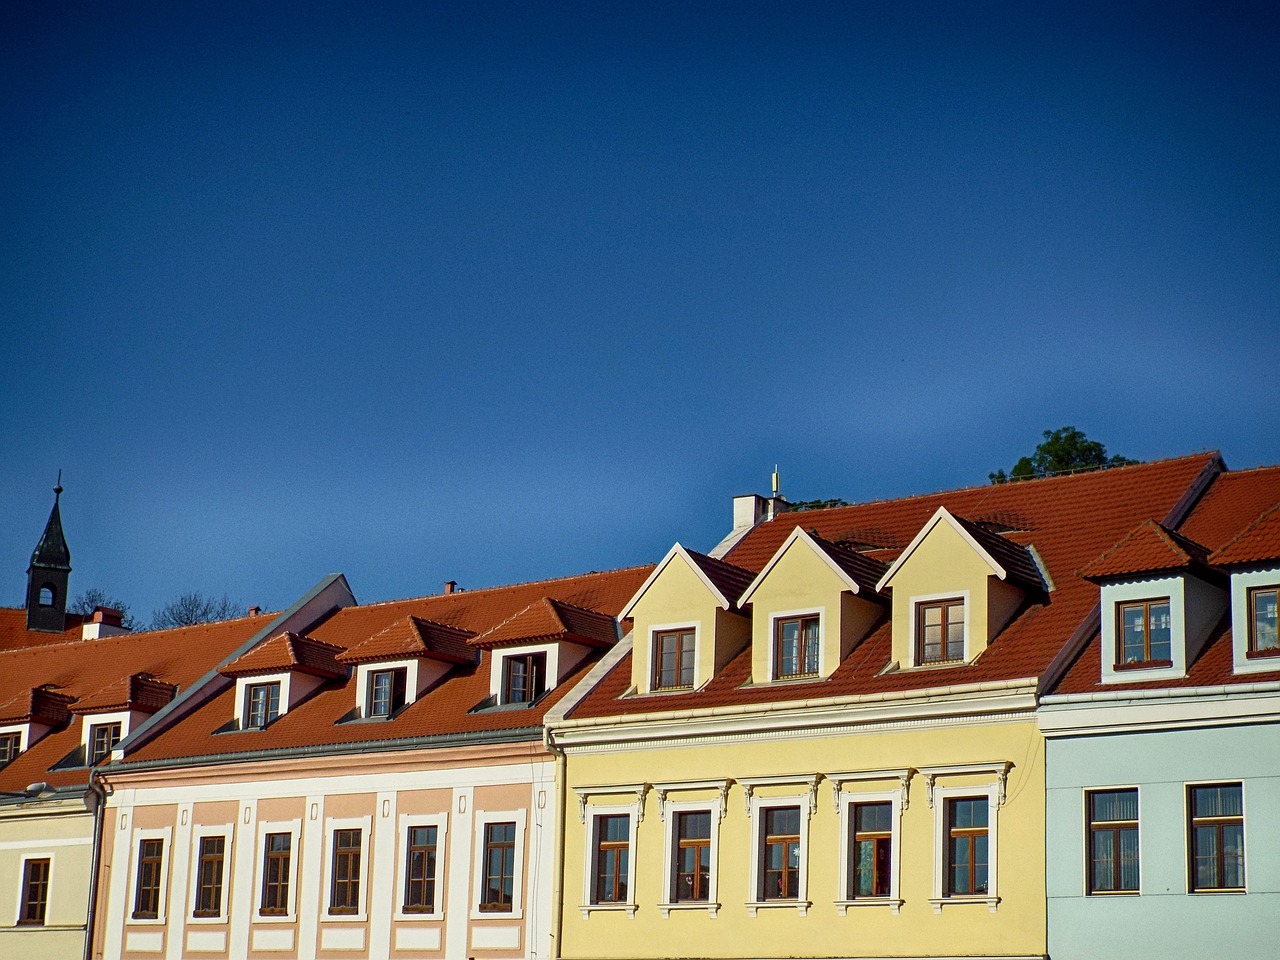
[
  {"left": 1083, "top": 519, "right": 1227, "bottom": 683},
  {"left": 217, "top": 631, "right": 347, "bottom": 729},
  {"left": 68, "top": 673, "right": 176, "bottom": 765},
  {"left": 0, "top": 685, "right": 74, "bottom": 765},
  {"left": 621, "top": 544, "right": 754, "bottom": 695},
  {"left": 470, "top": 598, "right": 618, "bottom": 707},
  {"left": 737, "top": 527, "right": 887, "bottom": 683},
  {"left": 876, "top": 508, "right": 1046, "bottom": 670},
  {"left": 336, "top": 616, "right": 476, "bottom": 718},
  {"left": 1209, "top": 504, "right": 1280, "bottom": 676}
]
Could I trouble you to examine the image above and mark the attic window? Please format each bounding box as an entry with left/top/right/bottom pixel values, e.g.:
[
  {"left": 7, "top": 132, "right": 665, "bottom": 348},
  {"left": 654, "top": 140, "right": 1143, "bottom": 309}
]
[
  {"left": 653, "top": 630, "right": 696, "bottom": 691},
  {"left": 1117, "top": 599, "right": 1172, "bottom": 667},
  {"left": 502, "top": 654, "right": 546, "bottom": 705},
  {"left": 917, "top": 599, "right": 965, "bottom": 664},
  {"left": 244, "top": 682, "right": 281, "bottom": 728},
  {"left": 88, "top": 721, "right": 122, "bottom": 765},
  {"left": 774, "top": 616, "right": 820, "bottom": 679},
  {"left": 1248, "top": 587, "right": 1279, "bottom": 658},
  {"left": 368, "top": 668, "right": 408, "bottom": 717},
  {"left": 0, "top": 732, "right": 21, "bottom": 766}
]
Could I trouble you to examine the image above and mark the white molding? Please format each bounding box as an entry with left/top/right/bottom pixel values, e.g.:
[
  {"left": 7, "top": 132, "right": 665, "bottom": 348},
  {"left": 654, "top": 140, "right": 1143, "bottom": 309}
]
[
  {"left": 1099, "top": 577, "right": 1185, "bottom": 683},
  {"left": 319, "top": 814, "right": 373, "bottom": 921},
  {"left": 658, "top": 795, "right": 725, "bottom": 918},
  {"left": 354, "top": 659, "right": 418, "bottom": 716},
  {"left": 1230, "top": 568, "right": 1280, "bottom": 675},
  {"left": 490, "top": 642, "right": 560, "bottom": 703},
  {"left": 651, "top": 779, "right": 730, "bottom": 822},
  {"left": 124, "top": 826, "right": 173, "bottom": 925},
  {"left": 186, "top": 823, "right": 233, "bottom": 924},
  {"left": 619, "top": 543, "right": 736, "bottom": 620},
  {"left": 82, "top": 709, "right": 133, "bottom": 764},
  {"left": 393, "top": 812, "right": 448, "bottom": 920},
  {"left": 764, "top": 607, "right": 827, "bottom": 682},
  {"left": 645, "top": 620, "right": 704, "bottom": 694},
  {"left": 252, "top": 818, "right": 302, "bottom": 922},
  {"left": 233, "top": 674, "right": 288, "bottom": 728},
  {"left": 12, "top": 851, "right": 55, "bottom": 926},
  {"left": 739, "top": 527, "right": 871, "bottom": 605},
  {"left": 835, "top": 786, "right": 904, "bottom": 914},
  {"left": 917, "top": 762, "right": 1013, "bottom": 808},
  {"left": 1038, "top": 689, "right": 1280, "bottom": 737},
  {"left": 828, "top": 769, "right": 912, "bottom": 813},
  {"left": 579, "top": 803, "right": 639, "bottom": 918},
  {"left": 737, "top": 774, "right": 819, "bottom": 818},
  {"left": 905, "top": 590, "right": 971, "bottom": 669},
  {"left": 876, "top": 507, "right": 1009, "bottom": 592},
  {"left": 573, "top": 783, "right": 648, "bottom": 824},
  {"left": 745, "top": 792, "right": 812, "bottom": 917},
  {"left": 930, "top": 782, "right": 1000, "bottom": 912},
  {"left": 469, "top": 808, "right": 527, "bottom": 920}
]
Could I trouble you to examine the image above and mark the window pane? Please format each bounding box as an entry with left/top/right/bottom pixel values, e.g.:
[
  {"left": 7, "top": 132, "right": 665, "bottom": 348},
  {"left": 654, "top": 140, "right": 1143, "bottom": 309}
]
[
  {"left": 1253, "top": 588, "right": 1279, "bottom": 651},
  {"left": 1149, "top": 602, "right": 1172, "bottom": 661},
  {"left": 1091, "top": 831, "right": 1115, "bottom": 891}
]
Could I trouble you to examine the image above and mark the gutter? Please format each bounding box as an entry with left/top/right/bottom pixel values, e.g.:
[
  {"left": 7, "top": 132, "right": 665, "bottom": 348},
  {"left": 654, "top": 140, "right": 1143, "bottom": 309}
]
[
  {"left": 543, "top": 724, "right": 567, "bottom": 960},
  {"left": 1042, "top": 680, "right": 1280, "bottom": 705},
  {"left": 83, "top": 770, "right": 106, "bottom": 960}
]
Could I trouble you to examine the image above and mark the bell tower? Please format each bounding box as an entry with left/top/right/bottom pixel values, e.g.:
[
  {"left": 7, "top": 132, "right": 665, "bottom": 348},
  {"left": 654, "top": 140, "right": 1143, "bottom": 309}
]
[{"left": 26, "top": 476, "right": 72, "bottom": 632}]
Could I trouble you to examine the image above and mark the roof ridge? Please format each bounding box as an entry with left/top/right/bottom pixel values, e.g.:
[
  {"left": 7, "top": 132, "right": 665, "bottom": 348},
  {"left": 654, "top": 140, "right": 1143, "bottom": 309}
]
[
  {"left": 351, "top": 563, "right": 658, "bottom": 609},
  {"left": 1210, "top": 501, "right": 1280, "bottom": 564}
]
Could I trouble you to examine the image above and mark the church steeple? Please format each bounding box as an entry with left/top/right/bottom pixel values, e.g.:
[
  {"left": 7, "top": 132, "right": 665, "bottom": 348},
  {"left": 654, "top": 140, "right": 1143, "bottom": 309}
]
[{"left": 26, "top": 476, "right": 72, "bottom": 632}]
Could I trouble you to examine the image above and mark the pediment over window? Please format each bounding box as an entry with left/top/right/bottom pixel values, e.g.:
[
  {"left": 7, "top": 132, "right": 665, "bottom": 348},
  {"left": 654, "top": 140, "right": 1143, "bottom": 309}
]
[
  {"left": 337, "top": 616, "right": 476, "bottom": 666},
  {"left": 1082, "top": 519, "right": 1218, "bottom": 583}
]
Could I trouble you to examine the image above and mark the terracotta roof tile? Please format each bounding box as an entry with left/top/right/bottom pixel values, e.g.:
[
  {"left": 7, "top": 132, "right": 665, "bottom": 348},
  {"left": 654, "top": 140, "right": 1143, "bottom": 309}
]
[
  {"left": 69, "top": 673, "right": 177, "bottom": 715},
  {"left": 684, "top": 550, "right": 756, "bottom": 608},
  {"left": 1081, "top": 519, "right": 1211, "bottom": 580},
  {"left": 470, "top": 598, "right": 619, "bottom": 650},
  {"left": 337, "top": 616, "right": 476, "bottom": 665},
  {"left": 950, "top": 513, "right": 1047, "bottom": 591},
  {"left": 797, "top": 532, "right": 888, "bottom": 598},
  {"left": 219, "top": 632, "right": 347, "bottom": 679},
  {"left": 0, "top": 609, "right": 87, "bottom": 652},
  {"left": 0, "top": 685, "right": 75, "bottom": 726},
  {"left": 1211, "top": 504, "right": 1280, "bottom": 567}
]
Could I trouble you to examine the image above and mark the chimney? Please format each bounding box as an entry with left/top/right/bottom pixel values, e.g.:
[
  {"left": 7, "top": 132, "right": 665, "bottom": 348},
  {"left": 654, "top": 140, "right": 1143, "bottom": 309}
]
[
  {"left": 443, "top": 581, "right": 457, "bottom": 595},
  {"left": 93, "top": 607, "right": 123, "bottom": 628},
  {"left": 82, "top": 606, "right": 130, "bottom": 640},
  {"left": 247, "top": 606, "right": 261, "bottom": 617}
]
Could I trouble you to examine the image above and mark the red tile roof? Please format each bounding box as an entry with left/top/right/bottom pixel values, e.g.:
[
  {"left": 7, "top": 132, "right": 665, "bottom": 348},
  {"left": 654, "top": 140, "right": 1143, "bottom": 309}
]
[
  {"left": 950, "top": 512, "right": 1048, "bottom": 592},
  {"left": 0, "top": 609, "right": 87, "bottom": 652},
  {"left": 470, "top": 598, "right": 620, "bottom": 650},
  {"left": 685, "top": 549, "right": 756, "bottom": 609},
  {"left": 570, "top": 454, "right": 1224, "bottom": 719},
  {"left": 1211, "top": 504, "right": 1280, "bottom": 567},
  {"left": 0, "top": 685, "right": 75, "bottom": 726},
  {"left": 800, "top": 532, "right": 889, "bottom": 598},
  {"left": 336, "top": 616, "right": 476, "bottom": 665},
  {"left": 1081, "top": 519, "right": 1210, "bottom": 580},
  {"left": 219, "top": 632, "right": 347, "bottom": 679},
  {"left": 69, "top": 673, "right": 177, "bottom": 715}
]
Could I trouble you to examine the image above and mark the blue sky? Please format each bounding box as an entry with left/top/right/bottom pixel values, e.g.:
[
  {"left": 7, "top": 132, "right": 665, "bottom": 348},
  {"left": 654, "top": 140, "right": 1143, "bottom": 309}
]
[{"left": 3, "top": 1, "right": 1277, "bottom": 621}]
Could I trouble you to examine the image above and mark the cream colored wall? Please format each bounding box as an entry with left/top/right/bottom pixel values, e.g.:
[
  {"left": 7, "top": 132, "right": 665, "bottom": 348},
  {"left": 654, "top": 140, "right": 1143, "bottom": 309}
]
[
  {"left": 562, "top": 718, "right": 1047, "bottom": 960},
  {"left": 630, "top": 559, "right": 748, "bottom": 693}
]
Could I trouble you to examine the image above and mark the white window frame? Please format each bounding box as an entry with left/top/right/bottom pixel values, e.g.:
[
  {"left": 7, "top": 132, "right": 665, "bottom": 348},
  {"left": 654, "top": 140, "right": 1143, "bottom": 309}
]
[
  {"left": 580, "top": 804, "right": 639, "bottom": 918},
  {"left": 0, "top": 724, "right": 29, "bottom": 759},
  {"left": 766, "top": 607, "right": 826, "bottom": 682},
  {"left": 253, "top": 818, "right": 302, "bottom": 923},
  {"left": 930, "top": 782, "right": 1000, "bottom": 913},
  {"left": 355, "top": 659, "right": 418, "bottom": 717},
  {"left": 746, "top": 792, "right": 812, "bottom": 917},
  {"left": 1100, "top": 576, "right": 1185, "bottom": 682},
  {"left": 394, "top": 812, "right": 448, "bottom": 921},
  {"left": 82, "top": 710, "right": 131, "bottom": 765},
  {"left": 1229, "top": 568, "right": 1280, "bottom": 675},
  {"left": 321, "top": 815, "right": 372, "bottom": 922},
  {"left": 14, "top": 852, "right": 55, "bottom": 926},
  {"left": 658, "top": 794, "right": 725, "bottom": 918},
  {"left": 490, "top": 643, "right": 558, "bottom": 705},
  {"left": 1081, "top": 784, "right": 1142, "bottom": 898},
  {"left": 188, "top": 825, "right": 233, "bottom": 924},
  {"left": 125, "top": 826, "right": 172, "bottom": 925},
  {"left": 234, "top": 674, "right": 290, "bottom": 728},
  {"left": 835, "top": 779, "right": 906, "bottom": 914},
  {"left": 906, "top": 590, "right": 971, "bottom": 668},
  {"left": 647, "top": 621, "right": 702, "bottom": 693},
  {"left": 470, "top": 809, "right": 526, "bottom": 919},
  {"left": 1184, "top": 779, "right": 1248, "bottom": 895}
]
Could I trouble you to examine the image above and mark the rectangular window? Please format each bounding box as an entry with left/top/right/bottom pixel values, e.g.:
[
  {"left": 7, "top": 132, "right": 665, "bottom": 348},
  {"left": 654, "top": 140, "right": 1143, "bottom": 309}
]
[
  {"left": 1248, "top": 587, "right": 1279, "bottom": 657},
  {"left": 592, "top": 814, "right": 630, "bottom": 904},
  {"left": 774, "top": 615, "right": 820, "bottom": 679},
  {"left": 0, "top": 731, "right": 21, "bottom": 766},
  {"left": 368, "top": 668, "right": 407, "bottom": 717},
  {"left": 917, "top": 599, "right": 965, "bottom": 664},
  {"left": 653, "top": 629, "right": 696, "bottom": 690},
  {"left": 403, "top": 825, "right": 437, "bottom": 913},
  {"left": 244, "top": 682, "right": 281, "bottom": 727},
  {"left": 945, "top": 798, "right": 989, "bottom": 896},
  {"left": 1087, "top": 790, "right": 1139, "bottom": 894},
  {"left": 260, "top": 833, "right": 292, "bottom": 915},
  {"left": 1117, "top": 599, "right": 1172, "bottom": 666},
  {"left": 132, "top": 838, "right": 165, "bottom": 919},
  {"left": 849, "top": 802, "right": 892, "bottom": 898},
  {"left": 480, "top": 821, "right": 516, "bottom": 911},
  {"left": 1189, "top": 784, "right": 1245, "bottom": 892},
  {"left": 759, "top": 806, "right": 802, "bottom": 900},
  {"left": 502, "top": 653, "right": 546, "bottom": 705},
  {"left": 19, "top": 858, "right": 50, "bottom": 925},
  {"left": 193, "top": 836, "right": 225, "bottom": 917},
  {"left": 672, "top": 810, "right": 711, "bottom": 902},
  {"left": 329, "top": 829, "right": 362, "bottom": 914},
  {"left": 88, "top": 721, "right": 122, "bottom": 765}
]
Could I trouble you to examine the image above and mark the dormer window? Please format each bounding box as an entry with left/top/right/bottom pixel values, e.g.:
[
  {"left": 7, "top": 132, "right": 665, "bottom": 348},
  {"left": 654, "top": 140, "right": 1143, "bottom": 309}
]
[
  {"left": 917, "top": 599, "right": 965, "bottom": 665},
  {"left": 368, "top": 668, "right": 408, "bottom": 717},
  {"left": 0, "top": 731, "right": 21, "bottom": 766},
  {"left": 502, "top": 654, "right": 545, "bottom": 705},
  {"left": 653, "top": 629, "right": 696, "bottom": 690},
  {"left": 89, "top": 721, "right": 122, "bottom": 765},
  {"left": 1117, "top": 598, "right": 1172, "bottom": 666},
  {"left": 774, "top": 616, "right": 820, "bottom": 679},
  {"left": 1247, "top": 586, "right": 1278, "bottom": 657},
  {"left": 244, "top": 682, "right": 281, "bottom": 728}
]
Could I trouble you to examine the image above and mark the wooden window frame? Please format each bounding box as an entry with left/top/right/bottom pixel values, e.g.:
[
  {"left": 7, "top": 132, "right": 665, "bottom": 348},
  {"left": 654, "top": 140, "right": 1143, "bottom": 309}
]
[
  {"left": 944, "top": 797, "right": 989, "bottom": 897},
  {"left": 88, "top": 721, "right": 122, "bottom": 766},
  {"left": 592, "top": 814, "right": 631, "bottom": 904},
  {"left": 1116, "top": 597, "right": 1173, "bottom": 668},
  {"left": 367, "top": 668, "right": 407, "bottom": 717},
  {"left": 759, "top": 805, "right": 803, "bottom": 901},
  {"left": 1086, "top": 789, "right": 1139, "bottom": 895},
  {"left": 773, "top": 615, "right": 821, "bottom": 680},
  {"left": 849, "top": 801, "right": 893, "bottom": 899},
  {"left": 402, "top": 824, "right": 438, "bottom": 913},
  {"left": 192, "top": 835, "right": 226, "bottom": 917},
  {"left": 672, "top": 810, "right": 711, "bottom": 903},
  {"left": 132, "top": 838, "right": 165, "bottom": 920},
  {"left": 653, "top": 629, "right": 696, "bottom": 691},
  {"left": 0, "top": 731, "right": 22, "bottom": 767},
  {"left": 502, "top": 653, "right": 547, "bottom": 705},
  {"left": 328, "top": 829, "right": 362, "bottom": 915},
  {"left": 479, "top": 821, "right": 517, "bottom": 912},
  {"left": 19, "top": 857, "right": 50, "bottom": 925},
  {"left": 259, "top": 832, "right": 292, "bottom": 916},
  {"left": 244, "top": 681, "right": 281, "bottom": 728},
  {"left": 1246, "top": 586, "right": 1280, "bottom": 658},
  {"left": 1188, "top": 783, "right": 1245, "bottom": 893},
  {"left": 916, "top": 598, "right": 965, "bottom": 665}
]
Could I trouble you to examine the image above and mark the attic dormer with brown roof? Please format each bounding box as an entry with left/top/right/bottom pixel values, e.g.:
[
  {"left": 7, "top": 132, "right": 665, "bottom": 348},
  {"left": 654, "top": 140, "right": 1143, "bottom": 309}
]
[
  {"left": 620, "top": 544, "right": 754, "bottom": 695},
  {"left": 0, "top": 685, "right": 74, "bottom": 764},
  {"left": 737, "top": 527, "right": 888, "bottom": 683},
  {"left": 67, "top": 673, "right": 177, "bottom": 765},
  {"left": 218, "top": 631, "right": 347, "bottom": 729},
  {"left": 1083, "top": 519, "right": 1227, "bottom": 684},
  {"left": 875, "top": 507, "right": 1047, "bottom": 670},
  {"left": 470, "top": 598, "right": 618, "bottom": 707},
  {"left": 336, "top": 616, "right": 476, "bottom": 718},
  {"left": 1210, "top": 504, "right": 1280, "bottom": 675}
]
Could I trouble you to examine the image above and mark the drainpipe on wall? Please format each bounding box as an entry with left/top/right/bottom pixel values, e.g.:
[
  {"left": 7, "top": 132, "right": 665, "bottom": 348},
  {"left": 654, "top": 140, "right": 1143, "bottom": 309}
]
[
  {"left": 83, "top": 769, "right": 107, "bottom": 960},
  {"left": 542, "top": 725, "right": 567, "bottom": 960}
]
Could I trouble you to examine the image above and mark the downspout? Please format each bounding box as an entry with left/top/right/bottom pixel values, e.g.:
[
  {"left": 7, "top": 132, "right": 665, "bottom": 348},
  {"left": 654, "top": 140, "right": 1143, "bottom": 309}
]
[
  {"left": 83, "top": 769, "right": 107, "bottom": 960},
  {"left": 543, "top": 724, "right": 566, "bottom": 960}
]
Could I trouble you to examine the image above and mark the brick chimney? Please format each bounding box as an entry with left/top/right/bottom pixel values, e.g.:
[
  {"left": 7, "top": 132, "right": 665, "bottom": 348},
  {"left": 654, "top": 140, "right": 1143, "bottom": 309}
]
[{"left": 82, "top": 606, "right": 130, "bottom": 640}]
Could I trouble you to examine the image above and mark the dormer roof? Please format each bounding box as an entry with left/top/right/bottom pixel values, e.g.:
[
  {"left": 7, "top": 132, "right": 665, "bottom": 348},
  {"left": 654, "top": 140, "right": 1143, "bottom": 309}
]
[
  {"left": 336, "top": 616, "right": 476, "bottom": 665},
  {"left": 0, "top": 685, "right": 74, "bottom": 726},
  {"left": 468, "top": 598, "right": 619, "bottom": 650},
  {"left": 1210, "top": 503, "right": 1280, "bottom": 567},
  {"left": 218, "top": 631, "right": 347, "bottom": 680},
  {"left": 69, "top": 673, "right": 177, "bottom": 715},
  {"left": 875, "top": 506, "right": 1046, "bottom": 593},
  {"left": 1082, "top": 519, "right": 1213, "bottom": 581},
  {"left": 739, "top": 527, "right": 889, "bottom": 606},
  {"left": 619, "top": 544, "right": 755, "bottom": 619}
]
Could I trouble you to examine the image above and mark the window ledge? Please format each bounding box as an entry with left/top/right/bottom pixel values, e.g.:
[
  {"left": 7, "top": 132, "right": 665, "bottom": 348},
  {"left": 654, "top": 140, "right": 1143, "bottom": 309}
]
[
  {"left": 187, "top": 915, "right": 230, "bottom": 926},
  {"left": 658, "top": 901, "right": 719, "bottom": 918},
  {"left": 1244, "top": 647, "right": 1280, "bottom": 661},
  {"left": 1086, "top": 890, "right": 1139, "bottom": 897},
  {"left": 929, "top": 895, "right": 999, "bottom": 914},
  {"left": 1114, "top": 659, "right": 1173, "bottom": 671},
  {"left": 581, "top": 902, "right": 638, "bottom": 919},
  {"left": 253, "top": 914, "right": 298, "bottom": 924},
  {"left": 393, "top": 910, "right": 443, "bottom": 922},
  {"left": 745, "top": 900, "right": 810, "bottom": 918},
  {"left": 470, "top": 907, "right": 524, "bottom": 921},
  {"left": 834, "top": 898, "right": 903, "bottom": 916},
  {"left": 321, "top": 911, "right": 368, "bottom": 923},
  {"left": 1189, "top": 887, "right": 1247, "bottom": 895}
]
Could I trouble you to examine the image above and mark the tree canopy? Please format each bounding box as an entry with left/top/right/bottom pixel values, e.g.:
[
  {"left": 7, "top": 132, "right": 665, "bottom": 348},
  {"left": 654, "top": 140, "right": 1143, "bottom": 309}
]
[
  {"left": 990, "top": 426, "right": 1139, "bottom": 484},
  {"left": 151, "top": 591, "right": 246, "bottom": 629},
  {"left": 68, "top": 588, "right": 137, "bottom": 630}
]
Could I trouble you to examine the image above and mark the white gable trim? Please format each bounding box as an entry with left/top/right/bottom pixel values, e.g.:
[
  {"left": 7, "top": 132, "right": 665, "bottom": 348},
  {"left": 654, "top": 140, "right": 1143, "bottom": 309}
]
[
  {"left": 875, "top": 507, "right": 1007, "bottom": 593},
  {"left": 619, "top": 543, "right": 733, "bottom": 619},
  {"left": 739, "top": 527, "right": 868, "bottom": 606}
]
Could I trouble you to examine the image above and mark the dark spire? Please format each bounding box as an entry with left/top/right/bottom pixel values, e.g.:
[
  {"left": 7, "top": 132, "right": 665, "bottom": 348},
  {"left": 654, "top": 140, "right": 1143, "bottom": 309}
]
[{"left": 26, "top": 476, "right": 71, "bottom": 632}]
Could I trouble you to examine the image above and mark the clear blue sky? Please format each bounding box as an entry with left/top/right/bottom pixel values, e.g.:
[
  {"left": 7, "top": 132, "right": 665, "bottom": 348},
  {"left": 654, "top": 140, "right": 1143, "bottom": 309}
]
[{"left": 3, "top": 1, "right": 1277, "bottom": 621}]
